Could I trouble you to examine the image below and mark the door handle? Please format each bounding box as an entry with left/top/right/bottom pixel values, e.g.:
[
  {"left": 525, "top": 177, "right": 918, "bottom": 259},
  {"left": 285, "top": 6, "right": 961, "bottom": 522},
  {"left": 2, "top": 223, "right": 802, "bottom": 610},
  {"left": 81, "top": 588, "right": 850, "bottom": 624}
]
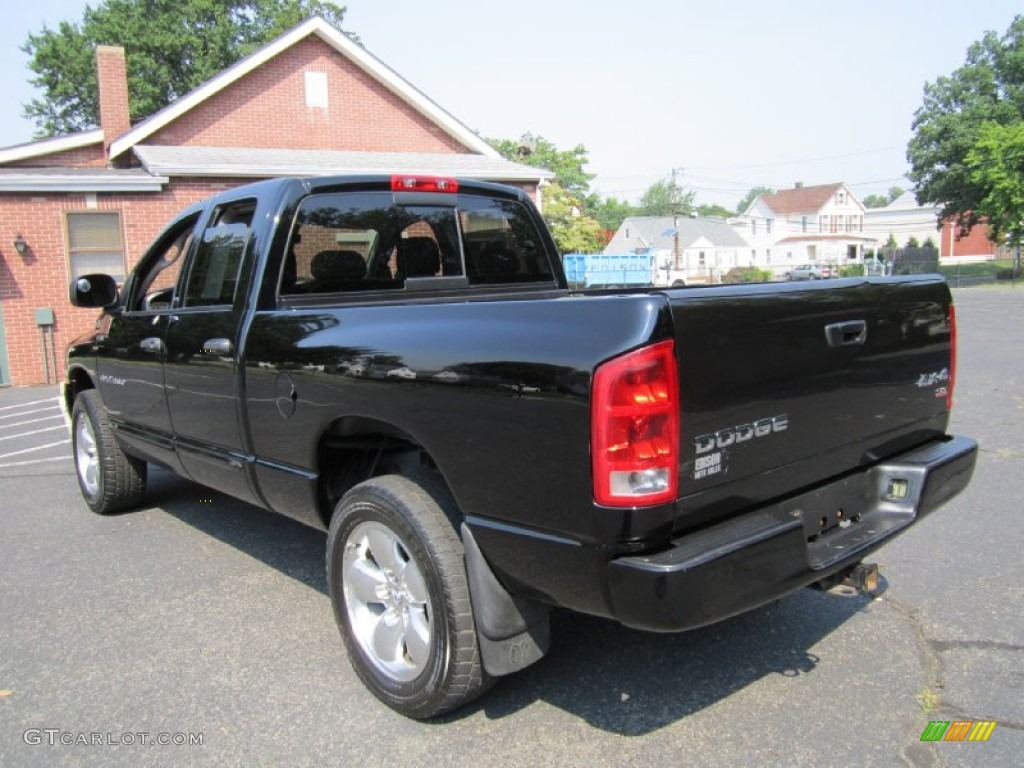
[
  {"left": 202, "top": 338, "right": 233, "bottom": 356},
  {"left": 825, "top": 320, "right": 867, "bottom": 347},
  {"left": 139, "top": 336, "right": 164, "bottom": 354}
]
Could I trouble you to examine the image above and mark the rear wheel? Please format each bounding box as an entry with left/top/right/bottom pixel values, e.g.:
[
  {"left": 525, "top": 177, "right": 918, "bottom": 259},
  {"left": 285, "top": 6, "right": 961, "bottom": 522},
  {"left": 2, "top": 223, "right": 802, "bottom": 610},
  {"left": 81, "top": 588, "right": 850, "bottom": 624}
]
[
  {"left": 71, "top": 390, "right": 146, "bottom": 514},
  {"left": 326, "top": 474, "right": 490, "bottom": 718}
]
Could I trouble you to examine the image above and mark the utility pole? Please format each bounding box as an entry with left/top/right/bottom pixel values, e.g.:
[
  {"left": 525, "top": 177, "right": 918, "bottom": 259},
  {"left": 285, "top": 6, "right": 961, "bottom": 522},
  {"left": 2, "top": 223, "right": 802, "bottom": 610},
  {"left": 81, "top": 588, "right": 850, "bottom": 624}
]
[{"left": 671, "top": 168, "right": 683, "bottom": 270}]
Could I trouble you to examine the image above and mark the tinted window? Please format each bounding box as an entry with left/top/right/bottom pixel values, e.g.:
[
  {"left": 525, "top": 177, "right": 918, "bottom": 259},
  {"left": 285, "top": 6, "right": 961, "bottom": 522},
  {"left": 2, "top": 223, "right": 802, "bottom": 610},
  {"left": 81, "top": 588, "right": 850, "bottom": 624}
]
[
  {"left": 459, "top": 197, "right": 553, "bottom": 285},
  {"left": 280, "top": 191, "right": 554, "bottom": 295},
  {"left": 182, "top": 200, "right": 254, "bottom": 307}
]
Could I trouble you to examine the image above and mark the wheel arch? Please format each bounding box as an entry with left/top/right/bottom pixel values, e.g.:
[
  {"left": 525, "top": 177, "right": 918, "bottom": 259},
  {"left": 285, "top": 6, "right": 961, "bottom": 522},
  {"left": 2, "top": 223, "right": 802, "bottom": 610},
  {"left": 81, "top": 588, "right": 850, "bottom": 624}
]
[
  {"left": 314, "top": 414, "right": 455, "bottom": 529},
  {"left": 63, "top": 365, "right": 96, "bottom": 418}
]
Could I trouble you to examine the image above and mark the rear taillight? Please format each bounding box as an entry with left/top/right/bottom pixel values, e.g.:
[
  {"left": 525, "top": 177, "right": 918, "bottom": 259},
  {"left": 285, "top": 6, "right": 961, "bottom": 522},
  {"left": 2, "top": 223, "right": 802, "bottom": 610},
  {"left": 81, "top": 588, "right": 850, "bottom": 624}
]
[
  {"left": 591, "top": 340, "right": 679, "bottom": 507},
  {"left": 391, "top": 175, "right": 459, "bottom": 193},
  {"left": 948, "top": 304, "right": 957, "bottom": 411}
]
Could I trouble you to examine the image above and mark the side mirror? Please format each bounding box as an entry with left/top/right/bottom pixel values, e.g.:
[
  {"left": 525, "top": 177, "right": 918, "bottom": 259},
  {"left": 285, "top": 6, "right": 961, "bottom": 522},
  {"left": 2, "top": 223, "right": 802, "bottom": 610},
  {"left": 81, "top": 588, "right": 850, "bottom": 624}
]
[{"left": 69, "top": 273, "right": 119, "bottom": 309}]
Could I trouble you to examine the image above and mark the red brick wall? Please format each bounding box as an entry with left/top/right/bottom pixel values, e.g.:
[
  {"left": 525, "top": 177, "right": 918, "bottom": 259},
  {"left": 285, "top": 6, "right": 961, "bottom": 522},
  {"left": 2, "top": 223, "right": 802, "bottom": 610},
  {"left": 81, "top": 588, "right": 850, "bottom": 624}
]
[
  {"left": 146, "top": 37, "right": 468, "bottom": 154},
  {"left": 940, "top": 219, "right": 998, "bottom": 258},
  {"left": 0, "top": 180, "right": 260, "bottom": 385}
]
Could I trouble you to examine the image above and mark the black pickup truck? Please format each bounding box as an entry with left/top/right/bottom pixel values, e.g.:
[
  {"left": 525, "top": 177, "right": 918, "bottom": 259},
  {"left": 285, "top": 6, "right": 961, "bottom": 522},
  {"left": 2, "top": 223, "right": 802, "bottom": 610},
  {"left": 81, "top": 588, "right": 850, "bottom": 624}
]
[{"left": 64, "top": 175, "right": 977, "bottom": 718}]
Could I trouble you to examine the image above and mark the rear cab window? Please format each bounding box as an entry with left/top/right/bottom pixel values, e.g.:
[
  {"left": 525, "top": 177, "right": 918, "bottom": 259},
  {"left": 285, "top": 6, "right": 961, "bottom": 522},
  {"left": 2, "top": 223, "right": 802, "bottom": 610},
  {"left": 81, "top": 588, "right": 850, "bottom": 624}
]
[{"left": 279, "top": 190, "right": 554, "bottom": 297}]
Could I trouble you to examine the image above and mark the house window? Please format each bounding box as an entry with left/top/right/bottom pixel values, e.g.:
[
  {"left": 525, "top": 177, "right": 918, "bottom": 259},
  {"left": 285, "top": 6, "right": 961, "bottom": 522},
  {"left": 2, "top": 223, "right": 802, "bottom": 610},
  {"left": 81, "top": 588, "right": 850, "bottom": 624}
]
[
  {"left": 766, "top": 248, "right": 771, "bottom": 264},
  {"left": 305, "top": 71, "right": 328, "bottom": 108},
  {"left": 837, "top": 191, "right": 846, "bottom": 205},
  {"left": 819, "top": 215, "right": 826, "bottom": 233},
  {"left": 66, "top": 212, "right": 126, "bottom": 283},
  {"left": 767, "top": 219, "right": 773, "bottom": 234},
  {"left": 625, "top": 228, "right": 630, "bottom": 240},
  {"left": 830, "top": 216, "right": 839, "bottom": 233},
  {"left": 751, "top": 219, "right": 757, "bottom": 235}
]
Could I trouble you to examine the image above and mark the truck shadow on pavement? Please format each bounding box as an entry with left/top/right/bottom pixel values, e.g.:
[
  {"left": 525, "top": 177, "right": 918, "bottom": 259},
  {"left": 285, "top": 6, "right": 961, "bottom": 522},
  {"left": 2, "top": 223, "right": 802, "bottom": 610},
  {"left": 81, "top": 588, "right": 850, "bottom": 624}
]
[{"left": 148, "top": 468, "right": 877, "bottom": 736}]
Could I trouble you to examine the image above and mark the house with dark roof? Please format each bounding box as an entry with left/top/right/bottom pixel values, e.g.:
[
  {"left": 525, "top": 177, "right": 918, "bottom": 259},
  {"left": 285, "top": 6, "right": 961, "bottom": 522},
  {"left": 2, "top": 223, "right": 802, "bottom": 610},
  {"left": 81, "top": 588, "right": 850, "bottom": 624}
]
[
  {"left": 0, "top": 17, "right": 548, "bottom": 385},
  {"left": 737, "top": 182, "right": 873, "bottom": 273},
  {"left": 604, "top": 215, "right": 750, "bottom": 284}
]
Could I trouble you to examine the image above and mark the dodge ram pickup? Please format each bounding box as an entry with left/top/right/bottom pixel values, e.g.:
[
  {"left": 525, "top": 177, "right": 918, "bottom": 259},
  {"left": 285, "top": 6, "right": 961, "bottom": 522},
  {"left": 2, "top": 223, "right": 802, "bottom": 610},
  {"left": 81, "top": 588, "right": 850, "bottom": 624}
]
[{"left": 64, "top": 174, "right": 977, "bottom": 718}]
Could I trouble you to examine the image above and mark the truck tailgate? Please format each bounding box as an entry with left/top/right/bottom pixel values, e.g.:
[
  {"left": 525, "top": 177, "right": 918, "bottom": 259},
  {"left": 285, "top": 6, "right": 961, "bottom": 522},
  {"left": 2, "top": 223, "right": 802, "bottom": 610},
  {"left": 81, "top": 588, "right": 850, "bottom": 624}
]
[{"left": 668, "top": 276, "right": 955, "bottom": 529}]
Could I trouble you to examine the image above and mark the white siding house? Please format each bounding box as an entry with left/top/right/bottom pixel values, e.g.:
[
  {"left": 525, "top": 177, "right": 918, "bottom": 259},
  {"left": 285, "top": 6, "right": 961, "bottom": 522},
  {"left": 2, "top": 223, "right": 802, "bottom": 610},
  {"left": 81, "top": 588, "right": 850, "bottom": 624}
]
[
  {"left": 737, "top": 183, "right": 873, "bottom": 273},
  {"left": 605, "top": 215, "right": 749, "bottom": 284},
  {"left": 863, "top": 191, "right": 941, "bottom": 249}
]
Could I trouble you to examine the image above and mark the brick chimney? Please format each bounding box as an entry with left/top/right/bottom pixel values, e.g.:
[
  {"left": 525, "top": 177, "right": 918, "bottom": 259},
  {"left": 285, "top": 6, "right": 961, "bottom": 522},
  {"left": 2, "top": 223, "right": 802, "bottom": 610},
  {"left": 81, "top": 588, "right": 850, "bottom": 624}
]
[{"left": 95, "top": 45, "right": 131, "bottom": 156}]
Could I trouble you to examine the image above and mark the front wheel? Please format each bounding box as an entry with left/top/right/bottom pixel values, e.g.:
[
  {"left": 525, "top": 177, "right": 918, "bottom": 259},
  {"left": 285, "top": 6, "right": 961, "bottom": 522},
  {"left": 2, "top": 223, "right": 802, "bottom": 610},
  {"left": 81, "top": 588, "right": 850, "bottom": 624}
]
[
  {"left": 71, "top": 390, "right": 146, "bottom": 514},
  {"left": 326, "top": 474, "right": 490, "bottom": 718}
]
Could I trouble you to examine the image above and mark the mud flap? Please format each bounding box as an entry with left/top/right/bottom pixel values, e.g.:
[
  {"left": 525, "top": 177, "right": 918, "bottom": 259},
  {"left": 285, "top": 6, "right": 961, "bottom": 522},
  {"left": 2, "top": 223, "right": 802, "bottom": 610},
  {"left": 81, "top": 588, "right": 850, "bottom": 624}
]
[{"left": 461, "top": 523, "right": 551, "bottom": 676}]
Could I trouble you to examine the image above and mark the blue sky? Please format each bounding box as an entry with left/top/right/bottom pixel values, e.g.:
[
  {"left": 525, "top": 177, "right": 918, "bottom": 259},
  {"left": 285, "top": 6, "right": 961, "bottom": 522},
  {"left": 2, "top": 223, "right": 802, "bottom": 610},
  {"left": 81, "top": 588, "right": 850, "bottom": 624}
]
[{"left": 1, "top": 1, "right": 1021, "bottom": 209}]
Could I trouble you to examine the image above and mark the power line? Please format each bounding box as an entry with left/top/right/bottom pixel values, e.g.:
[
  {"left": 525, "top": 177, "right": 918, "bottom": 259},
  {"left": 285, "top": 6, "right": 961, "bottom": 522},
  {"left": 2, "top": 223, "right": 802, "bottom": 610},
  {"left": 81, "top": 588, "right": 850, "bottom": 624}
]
[{"left": 683, "top": 145, "right": 905, "bottom": 171}]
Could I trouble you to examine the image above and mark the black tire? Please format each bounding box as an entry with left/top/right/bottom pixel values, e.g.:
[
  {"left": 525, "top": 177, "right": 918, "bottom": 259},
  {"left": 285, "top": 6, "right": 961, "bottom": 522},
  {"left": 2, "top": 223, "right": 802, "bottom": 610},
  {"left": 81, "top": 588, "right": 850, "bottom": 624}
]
[
  {"left": 326, "top": 474, "right": 490, "bottom": 718},
  {"left": 71, "top": 390, "right": 147, "bottom": 515}
]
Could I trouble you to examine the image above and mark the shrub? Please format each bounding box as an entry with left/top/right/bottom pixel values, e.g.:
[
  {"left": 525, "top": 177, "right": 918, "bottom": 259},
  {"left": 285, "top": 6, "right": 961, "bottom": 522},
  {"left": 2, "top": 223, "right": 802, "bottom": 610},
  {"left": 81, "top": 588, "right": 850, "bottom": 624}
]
[
  {"left": 723, "top": 267, "right": 773, "bottom": 284},
  {"left": 839, "top": 265, "right": 865, "bottom": 277}
]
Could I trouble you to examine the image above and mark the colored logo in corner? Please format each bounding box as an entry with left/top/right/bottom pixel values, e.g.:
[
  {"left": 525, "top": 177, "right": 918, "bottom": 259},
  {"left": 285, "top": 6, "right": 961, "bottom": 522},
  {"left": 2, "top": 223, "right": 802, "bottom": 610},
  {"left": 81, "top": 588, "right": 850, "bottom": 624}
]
[{"left": 920, "top": 720, "right": 997, "bottom": 742}]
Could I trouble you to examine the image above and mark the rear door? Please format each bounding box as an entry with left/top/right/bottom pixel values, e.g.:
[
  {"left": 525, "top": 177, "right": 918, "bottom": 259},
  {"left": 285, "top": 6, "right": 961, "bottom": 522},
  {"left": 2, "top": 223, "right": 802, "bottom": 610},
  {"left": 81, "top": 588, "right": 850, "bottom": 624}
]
[{"left": 163, "top": 197, "right": 261, "bottom": 505}]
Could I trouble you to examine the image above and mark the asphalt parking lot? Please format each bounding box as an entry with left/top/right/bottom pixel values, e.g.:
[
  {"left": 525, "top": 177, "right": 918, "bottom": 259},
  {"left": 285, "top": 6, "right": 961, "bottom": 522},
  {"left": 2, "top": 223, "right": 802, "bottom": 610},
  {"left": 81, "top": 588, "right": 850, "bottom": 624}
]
[{"left": 0, "top": 285, "right": 1020, "bottom": 767}]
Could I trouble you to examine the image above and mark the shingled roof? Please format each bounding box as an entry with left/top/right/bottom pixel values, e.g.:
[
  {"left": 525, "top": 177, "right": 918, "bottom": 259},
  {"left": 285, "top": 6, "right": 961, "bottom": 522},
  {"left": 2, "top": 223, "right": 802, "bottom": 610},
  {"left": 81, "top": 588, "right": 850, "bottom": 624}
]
[{"left": 759, "top": 183, "right": 843, "bottom": 215}]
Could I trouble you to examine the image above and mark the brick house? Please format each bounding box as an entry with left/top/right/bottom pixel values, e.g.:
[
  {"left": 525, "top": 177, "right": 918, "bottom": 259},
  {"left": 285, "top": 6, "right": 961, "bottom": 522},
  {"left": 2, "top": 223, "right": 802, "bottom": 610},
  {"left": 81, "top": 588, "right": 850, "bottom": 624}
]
[{"left": 0, "top": 17, "right": 548, "bottom": 385}]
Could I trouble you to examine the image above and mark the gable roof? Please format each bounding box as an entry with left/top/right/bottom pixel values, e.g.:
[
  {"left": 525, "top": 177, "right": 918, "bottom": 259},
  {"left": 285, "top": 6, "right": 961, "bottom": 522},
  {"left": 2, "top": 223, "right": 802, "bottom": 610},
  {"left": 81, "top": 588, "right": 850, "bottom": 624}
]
[
  {"left": 109, "top": 17, "right": 497, "bottom": 160},
  {"left": 0, "top": 129, "right": 103, "bottom": 165},
  {"left": 605, "top": 215, "right": 748, "bottom": 254},
  {"left": 133, "top": 145, "right": 549, "bottom": 181},
  {"left": 759, "top": 183, "right": 843, "bottom": 215}
]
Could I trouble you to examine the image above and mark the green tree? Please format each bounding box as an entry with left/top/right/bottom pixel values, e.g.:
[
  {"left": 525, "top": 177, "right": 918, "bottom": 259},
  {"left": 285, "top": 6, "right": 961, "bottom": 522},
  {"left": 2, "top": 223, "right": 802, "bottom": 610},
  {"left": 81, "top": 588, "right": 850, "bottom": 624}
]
[
  {"left": 907, "top": 15, "right": 1024, "bottom": 231},
  {"left": 590, "top": 196, "right": 634, "bottom": 232},
  {"left": 489, "top": 133, "right": 595, "bottom": 200},
  {"left": 697, "top": 203, "right": 734, "bottom": 219},
  {"left": 637, "top": 178, "right": 694, "bottom": 217},
  {"left": 22, "top": 0, "right": 351, "bottom": 137},
  {"left": 735, "top": 185, "right": 774, "bottom": 214},
  {"left": 965, "top": 121, "right": 1024, "bottom": 246},
  {"left": 906, "top": 236, "right": 920, "bottom": 248},
  {"left": 863, "top": 187, "right": 905, "bottom": 208},
  {"left": 541, "top": 183, "right": 605, "bottom": 254}
]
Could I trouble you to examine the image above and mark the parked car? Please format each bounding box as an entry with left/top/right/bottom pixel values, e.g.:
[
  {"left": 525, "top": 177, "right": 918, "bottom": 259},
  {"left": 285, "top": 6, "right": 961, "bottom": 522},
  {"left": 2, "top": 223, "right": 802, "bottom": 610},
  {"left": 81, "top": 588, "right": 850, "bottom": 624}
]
[{"left": 786, "top": 263, "right": 834, "bottom": 280}]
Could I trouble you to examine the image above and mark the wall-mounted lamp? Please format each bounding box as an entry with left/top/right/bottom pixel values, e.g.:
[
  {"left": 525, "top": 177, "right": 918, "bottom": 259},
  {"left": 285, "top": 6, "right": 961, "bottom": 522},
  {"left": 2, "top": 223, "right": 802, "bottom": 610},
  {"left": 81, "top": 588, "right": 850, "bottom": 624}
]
[{"left": 13, "top": 234, "right": 27, "bottom": 254}]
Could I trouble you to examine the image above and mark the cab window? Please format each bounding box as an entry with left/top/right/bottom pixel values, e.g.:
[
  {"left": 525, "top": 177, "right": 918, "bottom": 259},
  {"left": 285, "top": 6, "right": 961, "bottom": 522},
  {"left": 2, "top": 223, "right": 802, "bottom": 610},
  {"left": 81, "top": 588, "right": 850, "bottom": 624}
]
[{"left": 181, "top": 200, "right": 255, "bottom": 308}]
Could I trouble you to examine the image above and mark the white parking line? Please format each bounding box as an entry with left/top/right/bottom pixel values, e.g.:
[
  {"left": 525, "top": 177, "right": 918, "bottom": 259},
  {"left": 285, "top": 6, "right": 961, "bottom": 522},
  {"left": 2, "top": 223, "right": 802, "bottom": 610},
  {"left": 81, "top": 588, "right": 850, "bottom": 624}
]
[
  {"left": 0, "top": 407, "right": 61, "bottom": 420},
  {"left": 0, "top": 414, "right": 65, "bottom": 430},
  {"left": 0, "top": 397, "right": 59, "bottom": 411},
  {"left": 0, "top": 439, "right": 71, "bottom": 459},
  {"left": 0, "top": 455, "right": 71, "bottom": 468},
  {"left": 0, "top": 425, "right": 68, "bottom": 441}
]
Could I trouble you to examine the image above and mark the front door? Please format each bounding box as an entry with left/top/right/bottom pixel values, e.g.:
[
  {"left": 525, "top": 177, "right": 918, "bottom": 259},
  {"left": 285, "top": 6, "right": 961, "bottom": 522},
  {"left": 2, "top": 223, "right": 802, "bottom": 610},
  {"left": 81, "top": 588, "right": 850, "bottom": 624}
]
[
  {"left": 93, "top": 211, "right": 201, "bottom": 469},
  {"left": 163, "top": 197, "right": 261, "bottom": 505}
]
